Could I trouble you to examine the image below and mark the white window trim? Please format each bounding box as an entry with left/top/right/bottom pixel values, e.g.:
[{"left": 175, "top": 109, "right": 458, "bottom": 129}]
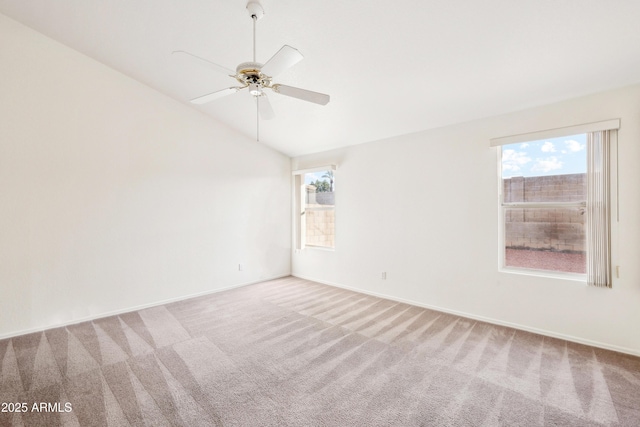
[
  {"left": 292, "top": 165, "right": 337, "bottom": 176},
  {"left": 490, "top": 119, "right": 620, "bottom": 147}
]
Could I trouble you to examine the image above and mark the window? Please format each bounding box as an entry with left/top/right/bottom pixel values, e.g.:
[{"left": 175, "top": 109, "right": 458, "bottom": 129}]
[
  {"left": 293, "top": 166, "right": 336, "bottom": 250},
  {"left": 492, "top": 119, "right": 619, "bottom": 286},
  {"left": 500, "top": 135, "right": 587, "bottom": 274}
]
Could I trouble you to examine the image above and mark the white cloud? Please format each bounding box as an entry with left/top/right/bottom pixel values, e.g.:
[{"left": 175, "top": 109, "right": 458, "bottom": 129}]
[
  {"left": 531, "top": 156, "right": 563, "bottom": 172},
  {"left": 541, "top": 141, "right": 556, "bottom": 152},
  {"left": 520, "top": 143, "right": 529, "bottom": 148},
  {"left": 565, "top": 139, "right": 585, "bottom": 152},
  {"left": 502, "top": 149, "right": 531, "bottom": 172}
]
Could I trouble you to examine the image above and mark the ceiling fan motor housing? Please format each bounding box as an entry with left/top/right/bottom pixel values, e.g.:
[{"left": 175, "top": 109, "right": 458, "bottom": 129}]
[
  {"left": 236, "top": 61, "right": 262, "bottom": 75},
  {"left": 235, "top": 62, "right": 272, "bottom": 89}
]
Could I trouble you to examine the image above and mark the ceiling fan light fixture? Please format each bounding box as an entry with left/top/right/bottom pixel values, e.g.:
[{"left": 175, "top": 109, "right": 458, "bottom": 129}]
[{"left": 249, "top": 83, "right": 263, "bottom": 96}]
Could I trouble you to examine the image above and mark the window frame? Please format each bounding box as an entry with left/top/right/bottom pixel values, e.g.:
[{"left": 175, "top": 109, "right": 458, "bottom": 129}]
[
  {"left": 293, "top": 165, "right": 337, "bottom": 252},
  {"left": 492, "top": 119, "right": 620, "bottom": 282},
  {"left": 497, "top": 143, "right": 588, "bottom": 280}
]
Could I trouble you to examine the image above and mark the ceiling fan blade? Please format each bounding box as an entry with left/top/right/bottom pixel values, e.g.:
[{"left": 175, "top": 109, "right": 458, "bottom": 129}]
[
  {"left": 190, "top": 87, "right": 240, "bottom": 104},
  {"left": 172, "top": 50, "right": 235, "bottom": 76},
  {"left": 272, "top": 84, "right": 330, "bottom": 105},
  {"left": 256, "top": 95, "right": 276, "bottom": 120},
  {"left": 261, "top": 45, "right": 303, "bottom": 77}
]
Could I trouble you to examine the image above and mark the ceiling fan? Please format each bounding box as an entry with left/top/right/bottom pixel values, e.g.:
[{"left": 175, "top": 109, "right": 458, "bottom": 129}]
[{"left": 174, "top": 1, "right": 330, "bottom": 140}]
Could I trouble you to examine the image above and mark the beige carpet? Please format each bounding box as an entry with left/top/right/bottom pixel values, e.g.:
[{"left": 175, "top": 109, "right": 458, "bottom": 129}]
[{"left": 1, "top": 276, "right": 639, "bottom": 426}]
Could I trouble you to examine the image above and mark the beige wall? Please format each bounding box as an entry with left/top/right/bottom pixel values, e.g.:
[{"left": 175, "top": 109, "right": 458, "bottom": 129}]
[{"left": 0, "top": 14, "right": 291, "bottom": 338}]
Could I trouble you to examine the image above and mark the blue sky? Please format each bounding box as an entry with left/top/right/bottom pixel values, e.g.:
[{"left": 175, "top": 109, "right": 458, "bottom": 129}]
[
  {"left": 304, "top": 171, "right": 333, "bottom": 185},
  {"left": 501, "top": 133, "right": 586, "bottom": 178}
]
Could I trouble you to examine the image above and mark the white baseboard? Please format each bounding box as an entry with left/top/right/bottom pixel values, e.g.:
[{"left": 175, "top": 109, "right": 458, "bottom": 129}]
[
  {"left": 0, "top": 274, "right": 291, "bottom": 341},
  {"left": 292, "top": 274, "right": 640, "bottom": 357}
]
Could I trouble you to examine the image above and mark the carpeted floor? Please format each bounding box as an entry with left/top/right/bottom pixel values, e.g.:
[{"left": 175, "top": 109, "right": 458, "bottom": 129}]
[{"left": 1, "top": 276, "right": 639, "bottom": 426}]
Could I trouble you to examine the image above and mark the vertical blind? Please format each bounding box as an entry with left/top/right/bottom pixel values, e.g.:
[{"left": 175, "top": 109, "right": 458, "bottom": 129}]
[{"left": 586, "top": 131, "right": 612, "bottom": 287}]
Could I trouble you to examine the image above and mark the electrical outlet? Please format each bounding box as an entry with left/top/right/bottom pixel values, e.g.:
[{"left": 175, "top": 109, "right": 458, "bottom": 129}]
[
  {"left": 381, "top": 272, "right": 387, "bottom": 280},
  {"left": 239, "top": 264, "right": 244, "bottom": 272}
]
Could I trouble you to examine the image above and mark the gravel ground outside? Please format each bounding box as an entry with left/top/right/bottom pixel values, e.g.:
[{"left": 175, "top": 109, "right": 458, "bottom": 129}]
[{"left": 505, "top": 248, "right": 586, "bottom": 274}]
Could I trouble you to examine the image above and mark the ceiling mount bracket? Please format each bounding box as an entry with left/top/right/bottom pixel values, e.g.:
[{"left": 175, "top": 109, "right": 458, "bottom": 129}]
[{"left": 246, "top": 2, "right": 264, "bottom": 21}]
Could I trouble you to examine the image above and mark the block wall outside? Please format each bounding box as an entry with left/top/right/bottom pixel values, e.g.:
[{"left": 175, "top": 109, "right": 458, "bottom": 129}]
[
  {"left": 504, "top": 173, "right": 586, "bottom": 253},
  {"left": 305, "top": 207, "right": 335, "bottom": 248},
  {"left": 305, "top": 185, "right": 335, "bottom": 248}
]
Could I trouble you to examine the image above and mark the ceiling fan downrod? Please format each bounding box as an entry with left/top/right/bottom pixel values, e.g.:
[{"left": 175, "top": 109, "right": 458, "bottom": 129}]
[{"left": 246, "top": 2, "right": 264, "bottom": 63}]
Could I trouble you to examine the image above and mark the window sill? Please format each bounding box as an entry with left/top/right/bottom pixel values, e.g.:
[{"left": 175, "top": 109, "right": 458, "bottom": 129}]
[
  {"left": 302, "top": 245, "right": 335, "bottom": 252},
  {"left": 499, "top": 266, "right": 586, "bottom": 283}
]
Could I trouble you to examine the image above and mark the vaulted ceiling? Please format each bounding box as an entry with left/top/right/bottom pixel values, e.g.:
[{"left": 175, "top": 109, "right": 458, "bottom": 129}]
[{"left": 2, "top": 0, "right": 640, "bottom": 156}]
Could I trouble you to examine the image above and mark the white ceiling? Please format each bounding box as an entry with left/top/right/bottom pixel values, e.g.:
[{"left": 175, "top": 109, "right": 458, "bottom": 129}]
[{"left": 2, "top": 1, "right": 640, "bottom": 157}]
